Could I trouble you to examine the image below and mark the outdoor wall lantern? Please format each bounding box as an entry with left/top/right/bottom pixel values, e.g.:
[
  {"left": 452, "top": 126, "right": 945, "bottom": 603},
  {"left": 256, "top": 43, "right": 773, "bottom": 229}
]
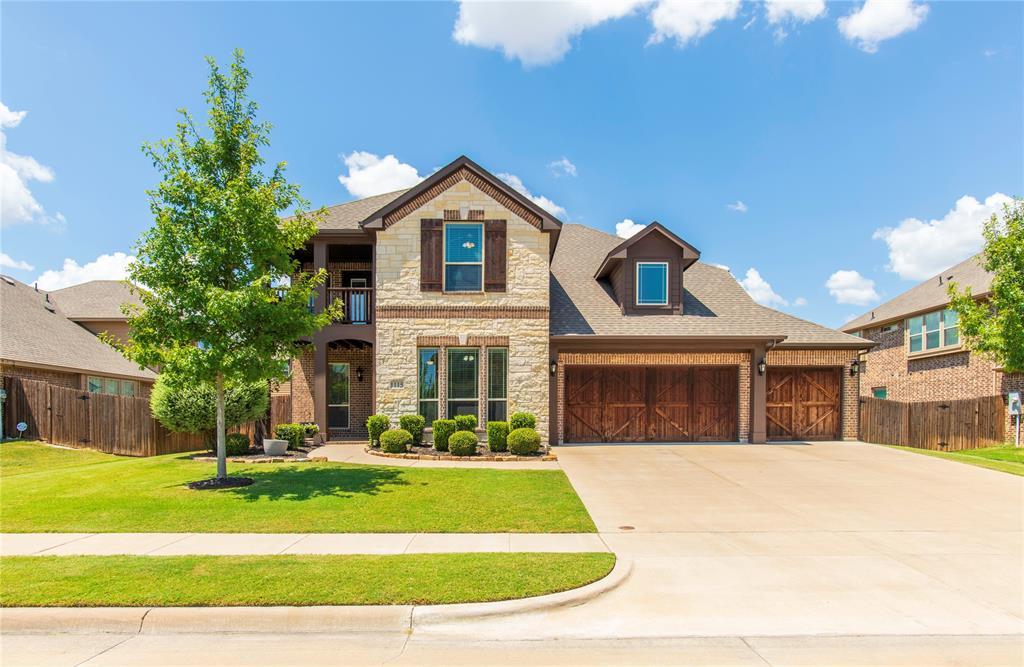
[
  {"left": 850, "top": 359, "right": 860, "bottom": 377},
  {"left": 757, "top": 358, "right": 766, "bottom": 376},
  {"left": 356, "top": 367, "right": 364, "bottom": 382},
  {"left": 550, "top": 360, "right": 558, "bottom": 376}
]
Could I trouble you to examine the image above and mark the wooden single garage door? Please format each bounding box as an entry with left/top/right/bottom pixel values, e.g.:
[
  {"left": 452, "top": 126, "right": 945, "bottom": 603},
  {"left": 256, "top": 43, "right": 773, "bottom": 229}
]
[
  {"left": 564, "top": 366, "right": 738, "bottom": 443},
  {"left": 766, "top": 368, "right": 841, "bottom": 441}
]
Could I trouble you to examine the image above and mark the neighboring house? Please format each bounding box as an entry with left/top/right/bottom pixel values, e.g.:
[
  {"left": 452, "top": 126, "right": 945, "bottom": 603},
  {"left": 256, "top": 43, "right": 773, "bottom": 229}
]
[
  {"left": 0, "top": 276, "right": 155, "bottom": 397},
  {"left": 286, "top": 155, "right": 868, "bottom": 444},
  {"left": 48, "top": 280, "right": 144, "bottom": 345},
  {"left": 841, "top": 253, "right": 1022, "bottom": 441}
]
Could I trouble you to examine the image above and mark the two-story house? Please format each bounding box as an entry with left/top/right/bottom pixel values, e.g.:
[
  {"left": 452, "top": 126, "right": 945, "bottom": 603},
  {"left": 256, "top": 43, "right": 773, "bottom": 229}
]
[{"left": 285, "top": 156, "right": 869, "bottom": 445}]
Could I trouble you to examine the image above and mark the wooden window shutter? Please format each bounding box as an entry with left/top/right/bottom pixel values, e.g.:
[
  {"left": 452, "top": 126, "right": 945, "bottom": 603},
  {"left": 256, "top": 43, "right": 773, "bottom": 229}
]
[
  {"left": 484, "top": 220, "right": 507, "bottom": 292},
  {"left": 420, "top": 219, "right": 443, "bottom": 292}
]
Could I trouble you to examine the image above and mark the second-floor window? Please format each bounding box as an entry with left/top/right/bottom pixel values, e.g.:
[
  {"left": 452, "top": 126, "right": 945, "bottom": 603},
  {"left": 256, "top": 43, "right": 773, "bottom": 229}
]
[
  {"left": 636, "top": 262, "right": 669, "bottom": 306},
  {"left": 444, "top": 223, "right": 483, "bottom": 292},
  {"left": 908, "top": 309, "right": 959, "bottom": 354}
]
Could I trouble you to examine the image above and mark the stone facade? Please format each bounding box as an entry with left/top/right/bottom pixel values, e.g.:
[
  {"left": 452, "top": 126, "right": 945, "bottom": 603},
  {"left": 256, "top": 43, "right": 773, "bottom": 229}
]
[{"left": 766, "top": 348, "right": 860, "bottom": 440}]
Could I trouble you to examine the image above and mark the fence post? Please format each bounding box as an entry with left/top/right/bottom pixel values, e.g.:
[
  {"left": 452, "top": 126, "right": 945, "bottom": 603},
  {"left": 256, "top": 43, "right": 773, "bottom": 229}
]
[
  {"left": 900, "top": 401, "right": 909, "bottom": 447},
  {"left": 46, "top": 383, "right": 53, "bottom": 443}
]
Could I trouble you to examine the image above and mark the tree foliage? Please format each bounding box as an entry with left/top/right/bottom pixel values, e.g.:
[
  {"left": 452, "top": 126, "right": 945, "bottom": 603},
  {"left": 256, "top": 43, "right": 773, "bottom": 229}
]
[
  {"left": 947, "top": 198, "right": 1024, "bottom": 373},
  {"left": 150, "top": 376, "right": 268, "bottom": 437}
]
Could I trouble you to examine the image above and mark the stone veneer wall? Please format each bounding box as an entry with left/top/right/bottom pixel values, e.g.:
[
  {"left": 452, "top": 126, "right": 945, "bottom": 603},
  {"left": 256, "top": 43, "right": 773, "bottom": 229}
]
[{"left": 766, "top": 348, "right": 859, "bottom": 440}]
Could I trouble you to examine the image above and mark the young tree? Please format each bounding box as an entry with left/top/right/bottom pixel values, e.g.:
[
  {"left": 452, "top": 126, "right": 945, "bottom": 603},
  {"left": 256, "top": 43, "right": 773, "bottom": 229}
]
[
  {"left": 122, "top": 50, "right": 339, "bottom": 484},
  {"left": 948, "top": 198, "right": 1024, "bottom": 374}
]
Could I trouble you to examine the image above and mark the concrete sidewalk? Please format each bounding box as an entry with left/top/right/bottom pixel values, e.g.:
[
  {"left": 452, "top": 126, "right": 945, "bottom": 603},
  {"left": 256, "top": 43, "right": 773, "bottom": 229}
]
[{"left": 0, "top": 532, "right": 609, "bottom": 556}]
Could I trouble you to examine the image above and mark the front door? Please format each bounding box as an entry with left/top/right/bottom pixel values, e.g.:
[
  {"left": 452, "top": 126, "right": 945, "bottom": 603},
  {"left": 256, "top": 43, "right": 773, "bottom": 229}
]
[{"left": 328, "top": 362, "right": 350, "bottom": 430}]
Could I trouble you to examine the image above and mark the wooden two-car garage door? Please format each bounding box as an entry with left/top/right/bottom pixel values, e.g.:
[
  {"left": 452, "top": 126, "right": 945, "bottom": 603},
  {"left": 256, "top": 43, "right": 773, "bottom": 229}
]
[
  {"left": 564, "top": 366, "right": 738, "bottom": 443},
  {"left": 766, "top": 368, "right": 841, "bottom": 441}
]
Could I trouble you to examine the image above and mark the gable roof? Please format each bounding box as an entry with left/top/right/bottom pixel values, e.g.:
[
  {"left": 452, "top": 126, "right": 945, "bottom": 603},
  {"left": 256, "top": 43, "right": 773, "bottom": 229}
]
[
  {"left": 594, "top": 222, "right": 701, "bottom": 279},
  {"left": 314, "top": 189, "right": 409, "bottom": 232},
  {"left": 49, "top": 280, "right": 145, "bottom": 321},
  {"left": 360, "top": 155, "right": 564, "bottom": 232},
  {"left": 840, "top": 253, "right": 992, "bottom": 332},
  {"left": 1, "top": 276, "right": 155, "bottom": 380},
  {"left": 552, "top": 224, "right": 868, "bottom": 347}
]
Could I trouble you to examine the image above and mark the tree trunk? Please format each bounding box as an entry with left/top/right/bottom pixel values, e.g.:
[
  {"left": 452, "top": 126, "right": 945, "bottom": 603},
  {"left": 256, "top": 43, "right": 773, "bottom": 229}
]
[{"left": 215, "top": 374, "right": 227, "bottom": 480}]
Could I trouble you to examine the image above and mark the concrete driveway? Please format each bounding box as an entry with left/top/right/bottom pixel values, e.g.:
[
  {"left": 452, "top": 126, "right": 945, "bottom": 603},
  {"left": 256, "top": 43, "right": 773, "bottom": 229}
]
[{"left": 423, "top": 441, "right": 1024, "bottom": 643}]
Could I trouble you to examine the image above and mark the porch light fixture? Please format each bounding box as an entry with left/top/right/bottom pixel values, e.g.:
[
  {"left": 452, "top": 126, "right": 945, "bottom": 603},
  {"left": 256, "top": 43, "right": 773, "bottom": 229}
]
[
  {"left": 356, "top": 367, "right": 364, "bottom": 382},
  {"left": 550, "top": 360, "right": 557, "bottom": 376},
  {"left": 757, "top": 358, "right": 766, "bottom": 376},
  {"left": 850, "top": 359, "right": 860, "bottom": 377}
]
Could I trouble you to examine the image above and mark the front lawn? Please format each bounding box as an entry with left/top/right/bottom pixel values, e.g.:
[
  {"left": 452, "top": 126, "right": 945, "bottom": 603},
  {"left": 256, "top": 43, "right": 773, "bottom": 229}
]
[
  {"left": 885, "top": 444, "right": 1024, "bottom": 476},
  {"left": 0, "top": 553, "right": 615, "bottom": 607},
  {"left": 0, "top": 441, "right": 595, "bottom": 533}
]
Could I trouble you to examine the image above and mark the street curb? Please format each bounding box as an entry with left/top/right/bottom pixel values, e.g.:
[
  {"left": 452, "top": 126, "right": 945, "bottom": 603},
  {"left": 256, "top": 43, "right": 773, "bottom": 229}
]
[{"left": 0, "top": 558, "right": 627, "bottom": 635}]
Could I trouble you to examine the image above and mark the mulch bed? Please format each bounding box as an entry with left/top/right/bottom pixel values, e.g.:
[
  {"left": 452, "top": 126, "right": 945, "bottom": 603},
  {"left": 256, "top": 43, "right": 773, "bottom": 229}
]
[
  {"left": 190, "top": 443, "right": 325, "bottom": 464},
  {"left": 367, "top": 443, "right": 556, "bottom": 462},
  {"left": 187, "top": 476, "right": 254, "bottom": 490}
]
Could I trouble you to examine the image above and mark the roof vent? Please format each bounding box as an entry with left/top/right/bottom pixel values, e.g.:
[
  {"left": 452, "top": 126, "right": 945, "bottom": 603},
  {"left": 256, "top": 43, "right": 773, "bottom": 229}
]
[
  {"left": 44, "top": 303, "right": 55, "bottom": 313},
  {"left": 1, "top": 276, "right": 14, "bottom": 286},
  {"left": 870, "top": 311, "right": 875, "bottom": 320},
  {"left": 938, "top": 275, "right": 943, "bottom": 285}
]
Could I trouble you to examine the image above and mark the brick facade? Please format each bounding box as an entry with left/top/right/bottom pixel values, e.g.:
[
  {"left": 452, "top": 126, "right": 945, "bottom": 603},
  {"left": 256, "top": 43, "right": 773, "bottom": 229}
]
[
  {"left": 289, "top": 345, "right": 373, "bottom": 439},
  {"left": 766, "top": 348, "right": 860, "bottom": 440}
]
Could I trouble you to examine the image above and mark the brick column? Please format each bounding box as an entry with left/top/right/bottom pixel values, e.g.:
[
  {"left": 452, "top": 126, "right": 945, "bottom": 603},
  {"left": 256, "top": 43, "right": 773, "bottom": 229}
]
[
  {"left": 313, "top": 333, "right": 328, "bottom": 438},
  {"left": 750, "top": 344, "right": 767, "bottom": 443},
  {"left": 313, "top": 240, "right": 327, "bottom": 314}
]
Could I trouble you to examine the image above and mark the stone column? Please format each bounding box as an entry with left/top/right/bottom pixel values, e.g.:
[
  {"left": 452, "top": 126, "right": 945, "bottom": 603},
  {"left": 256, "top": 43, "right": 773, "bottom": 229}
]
[{"left": 750, "top": 343, "right": 767, "bottom": 444}]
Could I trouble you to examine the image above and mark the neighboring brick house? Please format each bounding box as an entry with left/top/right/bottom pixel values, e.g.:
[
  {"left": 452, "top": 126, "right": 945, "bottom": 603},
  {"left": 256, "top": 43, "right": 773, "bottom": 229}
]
[
  {"left": 1, "top": 277, "right": 155, "bottom": 397},
  {"left": 841, "top": 253, "right": 1022, "bottom": 442},
  {"left": 287, "top": 156, "right": 868, "bottom": 444}
]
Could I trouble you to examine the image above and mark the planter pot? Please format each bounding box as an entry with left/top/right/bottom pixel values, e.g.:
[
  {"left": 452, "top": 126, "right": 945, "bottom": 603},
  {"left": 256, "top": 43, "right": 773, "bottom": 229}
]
[{"left": 262, "top": 439, "right": 288, "bottom": 456}]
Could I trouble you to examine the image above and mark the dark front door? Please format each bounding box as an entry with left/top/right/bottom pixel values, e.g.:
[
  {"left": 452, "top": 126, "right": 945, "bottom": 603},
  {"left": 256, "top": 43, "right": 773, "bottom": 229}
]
[{"left": 766, "top": 368, "right": 841, "bottom": 441}]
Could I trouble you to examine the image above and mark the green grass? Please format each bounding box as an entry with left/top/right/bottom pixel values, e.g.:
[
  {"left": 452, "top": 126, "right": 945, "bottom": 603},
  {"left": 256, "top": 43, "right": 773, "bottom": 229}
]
[
  {"left": 884, "top": 444, "right": 1024, "bottom": 476},
  {"left": 0, "top": 441, "right": 595, "bottom": 533},
  {"left": 0, "top": 553, "right": 616, "bottom": 607}
]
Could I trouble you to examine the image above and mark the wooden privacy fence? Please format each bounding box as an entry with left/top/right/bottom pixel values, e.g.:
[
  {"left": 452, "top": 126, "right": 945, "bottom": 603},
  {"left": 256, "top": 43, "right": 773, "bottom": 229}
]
[
  {"left": 2, "top": 376, "right": 292, "bottom": 457},
  {"left": 859, "top": 395, "right": 1005, "bottom": 451}
]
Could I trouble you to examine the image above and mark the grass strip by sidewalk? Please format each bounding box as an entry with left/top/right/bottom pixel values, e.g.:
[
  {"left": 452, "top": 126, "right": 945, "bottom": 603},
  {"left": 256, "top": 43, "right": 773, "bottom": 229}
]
[
  {"left": 884, "top": 444, "right": 1024, "bottom": 476},
  {"left": 0, "top": 441, "right": 596, "bottom": 533},
  {"left": 0, "top": 553, "right": 616, "bottom": 607}
]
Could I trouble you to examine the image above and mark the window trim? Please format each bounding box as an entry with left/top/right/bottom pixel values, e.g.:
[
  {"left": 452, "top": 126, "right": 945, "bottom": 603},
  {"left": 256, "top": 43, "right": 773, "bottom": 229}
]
[
  {"left": 635, "top": 261, "right": 669, "bottom": 306},
  {"left": 327, "top": 362, "right": 350, "bottom": 430},
  {"left": 486, "top": 347, "right": 508, "bottom": 424},
  {"left": 446, "top": 347, "right": 480, "bottom": 419},
  {"left": 443, "top": 222, "right": 485, "bottom": 293},
  {"left": 907, "top": 308, "right": 961, "bottom": 357},
  {"left": 418, "top": 347, "right": 439, "bottom": 424},
  {"left": 872, "top": 386, "right": 887, "bottom": 400},
  {"left": 87, "top": 376, "right": 137, "bottom": 397}
]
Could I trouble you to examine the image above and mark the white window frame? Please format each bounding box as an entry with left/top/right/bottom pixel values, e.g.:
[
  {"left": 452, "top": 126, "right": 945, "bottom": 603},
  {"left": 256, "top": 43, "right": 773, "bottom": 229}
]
[
  {"left": 443, "top": 222, "right": 485, "bottom": 293},
  {"left": 635, "top": 261, "right": 669, "bottom": 306},
  {"left": 908, "top": 308, "right": 960, "bottom": 355}
]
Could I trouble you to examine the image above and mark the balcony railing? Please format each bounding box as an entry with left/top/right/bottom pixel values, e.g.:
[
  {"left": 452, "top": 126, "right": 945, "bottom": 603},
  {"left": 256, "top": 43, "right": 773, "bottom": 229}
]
[{"left": 327, "top": 287, "right": 373, "bottom": 325}]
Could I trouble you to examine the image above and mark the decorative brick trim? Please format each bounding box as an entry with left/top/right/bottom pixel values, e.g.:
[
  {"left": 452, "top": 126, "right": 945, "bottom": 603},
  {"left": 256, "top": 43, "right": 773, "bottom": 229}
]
[
  {"left": 417, "top": 335, "right": 459, "bottom": 347},
  {"left": 560, "top": 352, "right": 748, "bottom": 366},
  {"left": 767, "top": 349, "right": 857, "bottom": 366},
  {"left": 382, "top": 168, "right": 543, "bottom": 229},
  {"left": 468, "top": 209, "right": 485, "bottom": 221},
  {"left": 378, "top": 305, "right": 549, "bottom": 319},
  {"left": 331, "top": 261, "right": 372, "bottom": 271},
  {"left": 468, "top": 336, "right": 509, "bottom": 346}
]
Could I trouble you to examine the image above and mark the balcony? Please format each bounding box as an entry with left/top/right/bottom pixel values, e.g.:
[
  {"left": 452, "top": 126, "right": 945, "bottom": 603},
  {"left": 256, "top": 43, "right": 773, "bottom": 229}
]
[{"left": 328, "top": 287, "right": 374, "bottom": 325}]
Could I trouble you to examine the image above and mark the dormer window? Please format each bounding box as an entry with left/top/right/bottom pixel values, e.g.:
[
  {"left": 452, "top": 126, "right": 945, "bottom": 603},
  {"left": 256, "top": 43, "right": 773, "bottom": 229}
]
[
  {"left": 444, "top": 223, "right": 483, "bottom": 292},
  {"left": 636, "top": 262, "right": 669, "bottom": 306}
]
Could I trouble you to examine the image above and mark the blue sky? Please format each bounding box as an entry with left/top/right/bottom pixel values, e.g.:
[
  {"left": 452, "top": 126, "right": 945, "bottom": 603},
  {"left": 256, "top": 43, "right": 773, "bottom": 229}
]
[{"left": 1, "top": 1, "right": 1020, "bottom": 327}]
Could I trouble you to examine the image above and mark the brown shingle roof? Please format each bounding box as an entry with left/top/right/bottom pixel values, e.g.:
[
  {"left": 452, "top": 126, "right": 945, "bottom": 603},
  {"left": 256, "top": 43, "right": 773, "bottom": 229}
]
[
  {"left": 0, "top": 276, "right": 155, "bottom": 380},
  {"left": 551, "top": 224, "right": 867, "bottom": 347},
  {"left": 840, "top": 253, "right": 992, "bottom": 332},
  {"left": 49, "top": 280, "right": 144, "bottom": 321},
  {"left": 315, "top": 189, "right": 409, "bottom": 231}
]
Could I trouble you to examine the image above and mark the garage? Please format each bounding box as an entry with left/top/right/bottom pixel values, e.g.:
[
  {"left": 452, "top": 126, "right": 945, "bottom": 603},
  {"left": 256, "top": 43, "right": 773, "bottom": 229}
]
[
  {"left": 766, "top": 367, "right": 842, "bottom": 441},
  {"left": 564, "top": 366, "right": 738, "bottom": 443}
]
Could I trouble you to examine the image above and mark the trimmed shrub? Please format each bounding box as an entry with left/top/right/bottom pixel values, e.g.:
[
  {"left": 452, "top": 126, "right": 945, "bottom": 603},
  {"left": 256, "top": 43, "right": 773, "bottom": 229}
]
[
  {"left": 454, "top": 414, "right": 478, "bottom": 432},
  {"left": 150, "top": 376, "right": 268, "bottom": 439},
  {"left": 274, "top": 423, "right": 305, "bottom": 451},
  {"left": 432, "top": 419, "right": 457, "bottom": 452},
  {"left": 399, "top": 415, "right": 426, "bottom": 446},
  {"left": 225, "top": 433, "right": 250, "bottom": 456},
  {"left": 487, "top": 421, "right": 509, "bottom": 452},
  {"left": 366, "top": 414, "right": 390, "bottom": 447},
  {"left": 301, "top": 422, "right": 320, "bottom": 438},
  {"left": 508, "top": 427, "right": 541, "bottom": 455},
  {"left": 380, "top": 429, "right": 412, "bottom": 454},
  {"left": 509, "top": 412, "right": 536, "bottom": 431},
  {"left": 448, "top": 430, "right": 478, "bottom": 456}
]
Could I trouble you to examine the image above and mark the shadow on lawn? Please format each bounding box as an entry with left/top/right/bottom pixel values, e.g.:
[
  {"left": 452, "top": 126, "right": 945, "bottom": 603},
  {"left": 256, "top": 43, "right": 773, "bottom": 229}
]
[{"left": 222, "top": 465, "right": 410, "bottom": 502}]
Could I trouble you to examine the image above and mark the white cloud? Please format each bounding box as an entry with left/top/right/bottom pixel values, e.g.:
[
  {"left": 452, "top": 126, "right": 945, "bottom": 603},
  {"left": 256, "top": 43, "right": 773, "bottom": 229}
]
[
  {"left": 710, "top": 262, "right": 731, "bottom": 272},
  {"left": 34, "top": 252, "right": 135, "bottom": 291},
  {"left": 648, "top": 0, "right": 742, "bottom": 47},
  {"left": 872, "top": 193, "right": 1012, "bottom": 280},
  {"left": 838, "top": 0, "right": 928, "bottom": 53},
  {"left": 0, "top": 102, "right": 62, "bottom": 227},
  {"left": 792, "top": 296, "right": 808, "bottom": 307},
  {"left": 453, "top": 0, "right": 645, "bottom": 67},
  {"left": 726, "top": 200, "right": 748, "bottom": 213},
  {"left": 739, "top": 267, "right": 788, "bottom": 307},
  {"left": 825, "top": 269, "right": 879, "bottom": 305},
  {"left": 765, "top": 0, "right": 826, "bottom": 24},
  {"left": 0, "top": 252, "right": 33, "bottom": 271},
  {"left": 615, "top": 218, "right": 647, "bottom": 239},
  {"left": 337, "top": 151, "right": 423, "bottom": 198},
  {"left": 548, "top": 157, "right": 577, "bottom": 177},
  {"left": 495, "top": 172, "right": 566, "bottom": 217}
]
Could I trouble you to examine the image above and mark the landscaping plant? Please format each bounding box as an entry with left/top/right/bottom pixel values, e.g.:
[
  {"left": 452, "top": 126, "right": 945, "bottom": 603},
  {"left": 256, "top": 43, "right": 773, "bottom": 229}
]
[
  {"left": 302, "top": 422, "right": 320, "bottom": 438},
  {"left": 149, "top": 376, "right": 267, "bottom": 446},
  {"left": 454, "top": 414, "right": 478, "bottom": 432},
  {"left": 448, "top": 430, "right": 478, "bottom": 456},
  {"left": 380, "top": 429, "right": 412, "bottom": 454},
  {"left": 274, "top": 423, "right": 305, "bottom": 451},
  {"left": 509, "top": 412, "right": 536, "bottom": 431},
  {"left": 432, "top": 419, "right": 457, "bottom": 452},
  {"left": 487, "top": 421, "right": 509, "bottom": 452},
  {"left": 366, "top": 415, "right": 390, "bottom": 447},
  {"left": 118, "top": 50, "right": 337, "bottom": 485},
  {"left": 399, "top": 415, "right": 426, "bottom": 446},
  {"left": 225, "top": 433, "right": 250, "bottom": 456},
  {"left": 508, "top": 427, "right": 541, "bottom": 455}
]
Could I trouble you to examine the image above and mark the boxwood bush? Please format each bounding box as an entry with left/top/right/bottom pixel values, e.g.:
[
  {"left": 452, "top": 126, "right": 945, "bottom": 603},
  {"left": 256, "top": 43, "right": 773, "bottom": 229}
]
[
  {"left": 399, "top": 415, "right": 426, "bottom": 446},
  {"left": 380, "top": 428, "right": 412, "bottom": 454},
  {"left": 507, "top": 427, "right": 541, "bottom": 455},
  {"left": 432, "top": 419, "right": 457, "bottom": 452},
  {"left": 225, "top": 433, "right": 250, "bottom": 456},
  {"left": 509, "top": 412, "right": 536, "bottom": 431},
  {"left": 487, "top": 421, "right": 509, "bottom": 452},
  {"left": 274, "top": 423, "right": 305, "bottom": 451},
  {"left": 454, "top": 414, "right": 478, "bottom": 432},
  {"left": 448, "top": 430, "right": 478, "bottom": 456},
  {"left": 366, "top": 414, "right": 390, "bottom": 447}
]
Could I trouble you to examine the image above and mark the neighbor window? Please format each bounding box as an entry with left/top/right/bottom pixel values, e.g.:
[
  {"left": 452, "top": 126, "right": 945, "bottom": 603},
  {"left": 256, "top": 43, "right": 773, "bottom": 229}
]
[
  {"left": 872, "top": 387, "right": 887, "bottom": 399},
  {"left": 87, "top": 376, "right": 136, "bottom": 397},
  {"left": 327, "top": 363, "right": 350, "bottom": 429},
  {"left": 444, "top": 223, "right": 483, "bottom": 292},
  {"left": 418, "top": 348, "right": 439, "bottom": 423},
  {"left": 635, "top": 262, "right": 669, "bottom": 306},
  {"left": 487, "top": 347, "right": 508, "bottom": 423},
  {"left": 908, "top": 308, "right": 959, "bottom": 353},
  {"left": 447, "top": 348, "right": 479, "bottom": 418}
]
